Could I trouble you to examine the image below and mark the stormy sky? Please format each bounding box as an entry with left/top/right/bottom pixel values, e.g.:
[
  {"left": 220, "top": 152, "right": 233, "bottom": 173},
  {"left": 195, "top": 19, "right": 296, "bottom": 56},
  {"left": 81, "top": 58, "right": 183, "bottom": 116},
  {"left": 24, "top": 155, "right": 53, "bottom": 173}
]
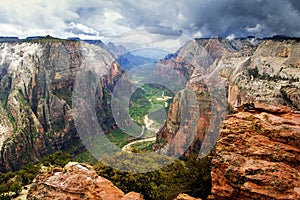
[{"left": 1, "top": 0, "right": 300, "bottom": 49}]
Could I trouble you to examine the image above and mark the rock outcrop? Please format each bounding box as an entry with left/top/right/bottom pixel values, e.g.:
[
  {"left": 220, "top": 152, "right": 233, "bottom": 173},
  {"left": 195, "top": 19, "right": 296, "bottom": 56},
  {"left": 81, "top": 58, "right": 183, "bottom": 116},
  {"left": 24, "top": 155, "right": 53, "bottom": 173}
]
[
  {"left": 154, "top": 78, "right": 216, "bottom": 157},
  {"left": 173, "top": 193, "right": 202, "bottom": 200},
  {"left": 209, "top": 103, "right": 300, "bottom": 200},
  {"left": 27, "top": 162, "right": 143, "bottom": 200},
  {"left": 227, "top": 39, "right": 300, "bottom": 109}
]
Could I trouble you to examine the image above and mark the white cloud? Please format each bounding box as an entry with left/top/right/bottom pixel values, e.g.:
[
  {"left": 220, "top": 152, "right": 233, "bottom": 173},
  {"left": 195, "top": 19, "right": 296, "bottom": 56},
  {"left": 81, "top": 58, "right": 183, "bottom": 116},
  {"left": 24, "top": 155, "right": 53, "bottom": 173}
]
[
  {"left": 245, "top": 24, "right": 263, "bottom": 33},
  {"left": 67, "top": 22, "right": 99, "bottom": 35},
  {"left": 104, "top": 9, "right": 124, "bottom": 21},
  {"left": 226, "top": 34, "right": 235, "bottom": 40},
  {"left": 0, "top": 24, "right": 24, "bottom": 36},
  {"left": 110, "top": 27, "right": 192, "bottom": 52},
  {"left": 0, "top": 0, "right": 79, "bottom": 38},
  {"left": 193, "top": 31, "right": 202, "bottom": 38}
]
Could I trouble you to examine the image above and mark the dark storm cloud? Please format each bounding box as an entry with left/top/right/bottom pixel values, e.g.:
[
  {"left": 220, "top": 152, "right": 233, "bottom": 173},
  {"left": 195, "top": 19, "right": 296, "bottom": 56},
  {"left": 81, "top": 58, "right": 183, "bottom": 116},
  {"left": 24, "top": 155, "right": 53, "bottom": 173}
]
[
  {"left": 0, "top": 0, "right": 300, "bottom": 39},
  {"left": 289, "top": 0, "right": 300, "bottom": 10},
  {"left": 146, "top": 27, "right": 183, "bottom": 37},
  {"left": 187, "top": 0, "right": 300, "bottom": 37},
  {"left": 99, "top": 0, "right": 300, "bottom": 38}
]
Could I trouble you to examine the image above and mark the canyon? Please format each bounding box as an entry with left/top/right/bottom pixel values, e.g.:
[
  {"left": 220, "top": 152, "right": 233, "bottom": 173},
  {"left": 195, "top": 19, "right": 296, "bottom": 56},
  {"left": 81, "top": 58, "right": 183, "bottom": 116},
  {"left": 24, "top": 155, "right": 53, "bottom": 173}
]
[{"left": 0, "top": 36, "right": 299, "bottom": 199}]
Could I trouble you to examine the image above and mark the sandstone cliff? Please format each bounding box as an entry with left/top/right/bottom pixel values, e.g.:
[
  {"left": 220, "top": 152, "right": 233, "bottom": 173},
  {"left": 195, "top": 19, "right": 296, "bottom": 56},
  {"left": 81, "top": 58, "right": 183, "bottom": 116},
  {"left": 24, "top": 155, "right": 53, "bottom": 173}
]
[
  {"left": 227, "top": 39, "right": 300, "bottom": 109},
  {"left": 27, "top": 162, "right": 143, "bottom": 200},
  {"left": 155, "top": 37, "right": 300, "bottom": 157},
  {"left": 209, "top": 103, "right": 300, "bottom": 199},
  {"left": 0, "top": 39, "right": 121, "bottom": 172}
]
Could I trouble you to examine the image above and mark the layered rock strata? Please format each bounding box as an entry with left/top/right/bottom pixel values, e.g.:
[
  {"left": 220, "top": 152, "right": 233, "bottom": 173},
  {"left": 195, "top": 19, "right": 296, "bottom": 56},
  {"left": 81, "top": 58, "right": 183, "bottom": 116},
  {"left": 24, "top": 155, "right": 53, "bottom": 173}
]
[{"left": 209, "top": 103, "right": 300, "bottom": 199}]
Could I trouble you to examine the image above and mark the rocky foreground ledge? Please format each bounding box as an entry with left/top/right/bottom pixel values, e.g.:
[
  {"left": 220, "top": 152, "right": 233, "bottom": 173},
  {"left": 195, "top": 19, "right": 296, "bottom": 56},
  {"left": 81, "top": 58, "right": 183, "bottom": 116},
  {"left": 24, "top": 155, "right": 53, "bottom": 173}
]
[
  {"left": 27, "top": 162, "right": 143, "bottom": 200},
  {"left": 209, "top": 103, "right": 300, "bottom": 200}
]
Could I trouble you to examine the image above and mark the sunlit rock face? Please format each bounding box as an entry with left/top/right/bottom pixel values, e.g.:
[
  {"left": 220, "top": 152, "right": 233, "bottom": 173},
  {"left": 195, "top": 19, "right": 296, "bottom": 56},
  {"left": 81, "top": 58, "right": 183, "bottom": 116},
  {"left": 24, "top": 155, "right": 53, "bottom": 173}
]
[
  {"left": 209, "top": 103, "right": 300, "bottom": 200},
  {"left": 227, "top": 39, "right": 300, "bottom": 109},
  {"left": 0, "top": 40, "right": 121, "bottom": 172}
]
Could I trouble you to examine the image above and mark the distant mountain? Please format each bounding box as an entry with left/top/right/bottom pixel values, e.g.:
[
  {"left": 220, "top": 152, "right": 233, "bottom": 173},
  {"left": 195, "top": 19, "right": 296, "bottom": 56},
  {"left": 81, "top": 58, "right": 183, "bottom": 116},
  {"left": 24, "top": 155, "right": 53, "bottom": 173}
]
[
  {"left": 0, "top": 36, "right": 19, "bottom": 42},
  {"left": 67, "top": 37, "right": 81, "bottom": 41},
  {"left": 162, "top": 52, "right": 178, "bottom": 60},
  {"left": 66, "top": 39, "right": 158, "bottom": 70},
  {"left": 25, "top": 36, "right": 45, "bottom": 40},
  {"left": 106, "top": 42, "right": 157, "bottom": 70},
  {"left": 116, "top": 52, "right": 157, "bottom": 70},
  {"left": 106, "top": 42, "right": 127, "bottom": 57},
  {"left": 82, "top": 39, "right": 108, "bottom": 51}
]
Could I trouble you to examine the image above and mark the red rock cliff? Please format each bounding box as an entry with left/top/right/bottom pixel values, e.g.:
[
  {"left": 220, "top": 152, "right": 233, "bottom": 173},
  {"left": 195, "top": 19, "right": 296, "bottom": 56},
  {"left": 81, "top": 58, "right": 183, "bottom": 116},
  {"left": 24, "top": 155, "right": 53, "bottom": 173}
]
[{"left": 209, "top": 103, "right": 300, "bottom": 200}]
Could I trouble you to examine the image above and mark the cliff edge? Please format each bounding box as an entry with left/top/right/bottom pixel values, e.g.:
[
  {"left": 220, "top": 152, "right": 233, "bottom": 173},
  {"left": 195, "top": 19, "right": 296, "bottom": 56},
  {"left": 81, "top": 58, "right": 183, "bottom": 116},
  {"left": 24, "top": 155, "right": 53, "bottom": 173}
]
[{"left": 209, "top": 103, "right": 300, "bottom": 199}]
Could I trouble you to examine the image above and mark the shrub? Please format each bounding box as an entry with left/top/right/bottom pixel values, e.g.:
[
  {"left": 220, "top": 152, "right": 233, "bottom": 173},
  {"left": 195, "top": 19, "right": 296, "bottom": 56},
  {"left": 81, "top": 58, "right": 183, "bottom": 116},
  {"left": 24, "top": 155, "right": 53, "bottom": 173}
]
[
  {"left": 42, "top": 151, "right": 70, "bottom": 167},
  {"left": 93, "top": 152, "right": 212, "bottom": 200},
  {"left": 9, "top": 182, "right": 21, "bottom": 195}
]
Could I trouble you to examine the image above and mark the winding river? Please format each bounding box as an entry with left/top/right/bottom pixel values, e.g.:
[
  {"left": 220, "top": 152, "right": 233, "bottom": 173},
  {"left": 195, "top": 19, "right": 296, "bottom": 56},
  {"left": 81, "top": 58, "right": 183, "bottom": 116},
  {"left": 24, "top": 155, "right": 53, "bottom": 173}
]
[{"left": 121, "top": 91, "right": 172, "bottom": 152}]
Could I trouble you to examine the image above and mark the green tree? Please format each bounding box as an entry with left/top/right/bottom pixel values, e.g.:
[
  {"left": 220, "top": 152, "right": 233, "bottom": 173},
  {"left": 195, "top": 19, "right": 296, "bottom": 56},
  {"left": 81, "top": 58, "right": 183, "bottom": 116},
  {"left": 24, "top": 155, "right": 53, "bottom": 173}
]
[{"left": 10, "top": 182, "right": 21, "bottom": 195}]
